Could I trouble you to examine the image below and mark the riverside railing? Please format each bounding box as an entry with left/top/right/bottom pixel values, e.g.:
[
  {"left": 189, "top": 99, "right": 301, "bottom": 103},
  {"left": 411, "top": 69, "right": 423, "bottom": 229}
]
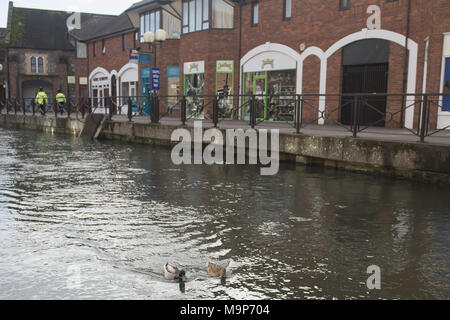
[{"left": 1, "top": 93, "right": 449, "bottom": 143}]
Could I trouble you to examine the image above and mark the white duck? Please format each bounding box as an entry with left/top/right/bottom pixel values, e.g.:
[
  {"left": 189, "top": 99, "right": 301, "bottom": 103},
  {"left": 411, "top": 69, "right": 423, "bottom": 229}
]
[{"left": 164, "top": 263, "right": 186, "bottom": 282}]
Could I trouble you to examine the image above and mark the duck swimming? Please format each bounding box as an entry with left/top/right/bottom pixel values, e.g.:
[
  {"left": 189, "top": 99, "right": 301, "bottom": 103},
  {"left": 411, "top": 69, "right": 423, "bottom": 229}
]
[
  {"left": 164, "top": 263, "right": 186, "bottom": 282},
  {"left": 207, "top": 262, "right": 226, "bottom": 278}
]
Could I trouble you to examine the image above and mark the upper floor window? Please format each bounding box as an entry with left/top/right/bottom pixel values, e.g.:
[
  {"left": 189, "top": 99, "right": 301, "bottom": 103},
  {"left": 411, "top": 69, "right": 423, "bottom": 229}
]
[
  {"left": 102, "top": 39, "right": 106, "bottom": 55},
  {"left": 30, "top": 56, "right": 36, "bottom": 73},
  {"left": 339, "top": 0, "right": 350, "bottom": 10},
  {"left": 182, "top": 0, "right": 210, "bottom": 34},
  {"left": 93, "top": 41, "right": 96, "bottom": 57},
  {"left": 284, "top": 0, "right": 292, "bottom": 20},
  {"left": 140, "top": 9, "right": 161, "bottom": 42},
  {"left": 252, "top": 2, "right": 259, "bottom": 26},
  {"left": 212, "top": 0, "right": 234, "bottom": 28},
  {"left": 30, "top": 56, "right": 44, "bottom": 74},
  {"left": 122, "top": 34, "right": 126, "bottom": 51},
  {"left": 77, "top": 42, "right": 87, "bottom": 58},
  {"left": 37, "top": 57, "right": 44, "bottom": 73}
]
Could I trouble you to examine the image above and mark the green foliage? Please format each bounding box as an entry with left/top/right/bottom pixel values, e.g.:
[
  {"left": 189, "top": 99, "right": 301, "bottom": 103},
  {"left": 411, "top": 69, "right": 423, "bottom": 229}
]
[{"left": 9, "top": 10, "right": 24, "bottom": 47}]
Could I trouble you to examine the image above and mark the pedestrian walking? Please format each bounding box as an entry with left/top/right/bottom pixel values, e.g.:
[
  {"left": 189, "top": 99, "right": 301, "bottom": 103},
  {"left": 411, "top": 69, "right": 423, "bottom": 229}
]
[
  {"left": 56, "top": 89, "right": 66, "bottom": 115},
  {"left": 35, "top": 88, "right": 48, "bottom": 116}
]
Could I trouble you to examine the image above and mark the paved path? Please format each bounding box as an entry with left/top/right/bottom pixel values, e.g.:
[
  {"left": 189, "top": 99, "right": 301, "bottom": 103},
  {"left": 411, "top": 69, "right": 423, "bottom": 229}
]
[{"left": 2, "top": 111, "right": 450, "bottom": 146}]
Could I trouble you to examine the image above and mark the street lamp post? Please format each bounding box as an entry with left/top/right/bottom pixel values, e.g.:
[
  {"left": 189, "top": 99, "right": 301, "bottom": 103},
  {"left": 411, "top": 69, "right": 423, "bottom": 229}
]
[
  {"left": 143, "top": 29, "right": 167, "bottom": 123},
  {"left": 143, "top": 29, "right": 167, "bottom": 68}
]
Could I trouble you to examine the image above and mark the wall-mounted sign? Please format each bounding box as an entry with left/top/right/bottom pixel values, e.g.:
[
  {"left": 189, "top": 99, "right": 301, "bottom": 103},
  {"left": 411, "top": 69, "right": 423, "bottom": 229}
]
[
  {"left": 184, "top": 61, "right": 205, "bottom": 75},
  {"left": 79, "top": 77, "right": 88, "bottom": 85},
  {"left": 130, "top": 49, "right": 139, "bottom": 63},
  {"left": 243, "top": 51, "right": 296, "bottom": 73},
  {"left": 216, "top": 60, "right": 234, "bottom": 73},
  {"left": 151, "top": 67, "right": 161, "bottom": 91},
  {"left": 367, "top": 5, "right": 381, "bottom": 30},
  {"left": 139, "top": 54, "right": 152, "bottom": 64},
  {"left": 67, "top": 76, "right": 76, "bottom": 84}
]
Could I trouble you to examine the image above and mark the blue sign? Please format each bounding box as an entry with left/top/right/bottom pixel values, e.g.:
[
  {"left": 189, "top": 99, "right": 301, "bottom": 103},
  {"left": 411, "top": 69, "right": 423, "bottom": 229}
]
[
  {"left": 139, "top": 54, "right": 152, "bottom": 64},
  {"left": 151, "top": 67, "right": 161, "bottom": 91}
]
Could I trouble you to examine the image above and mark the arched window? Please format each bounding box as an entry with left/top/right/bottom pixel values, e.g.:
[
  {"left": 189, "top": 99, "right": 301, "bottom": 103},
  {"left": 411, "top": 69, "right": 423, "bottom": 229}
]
[
  {"left": 38, "top": 57, "right": 44, "bottom": 73},
  {"left": 30, "top": 57, "right": 36, "bottom": 73}
]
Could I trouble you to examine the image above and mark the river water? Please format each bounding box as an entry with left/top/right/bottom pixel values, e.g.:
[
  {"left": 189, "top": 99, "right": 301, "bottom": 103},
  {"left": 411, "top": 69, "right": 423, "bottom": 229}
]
[{"left": 0, "top": 127, "right": 448, "bottom": 300}]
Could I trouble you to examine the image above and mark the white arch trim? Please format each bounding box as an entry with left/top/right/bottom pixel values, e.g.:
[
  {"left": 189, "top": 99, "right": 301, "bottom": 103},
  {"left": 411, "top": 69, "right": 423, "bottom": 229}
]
[
  {"left": 240, "top": 42, "right": 304, "bottom": 108},
  {"left": 297, "top": 29, "right": 419, "bottom": 128},
  {"left": 240, "top": 30, "right": 419, "bottom": 129},
  {"left": 89, "top": 67, "right": 110, "bottom": 82},
  {"left": 118, "top": 63, "right": 138, "bottom": 78}
]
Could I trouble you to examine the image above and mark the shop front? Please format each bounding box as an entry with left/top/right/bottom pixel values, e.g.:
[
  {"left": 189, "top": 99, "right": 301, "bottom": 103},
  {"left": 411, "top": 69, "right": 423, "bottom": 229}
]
[
  {"left": 166, "top": 65, "right": 181, "bottom": 110},
  {"left": 118, "top": 63, "right": 139, "bottom": 115},
  {"left": 241, "top": 51, "right": 297, "bottom": 122},
  {"left": 216, "top": 60, "right": 234, "bottom": 119},
  {"left": 184, "top": 61, "right": 205, "bottom": 119},
  {"left": 90, "top": 68, "right": 110, "bottom": 113}
]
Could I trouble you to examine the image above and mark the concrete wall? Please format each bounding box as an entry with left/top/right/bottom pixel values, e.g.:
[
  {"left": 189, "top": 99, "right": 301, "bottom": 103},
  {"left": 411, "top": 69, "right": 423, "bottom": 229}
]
[{"left": 1, "top": 114, "right": 449, "bottom": 185}]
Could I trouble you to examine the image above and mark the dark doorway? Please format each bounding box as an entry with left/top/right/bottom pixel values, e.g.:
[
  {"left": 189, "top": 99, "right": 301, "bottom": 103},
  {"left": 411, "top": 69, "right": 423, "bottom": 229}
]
[
  {"left": 341, "top": 63, "right": 389, "bottom": 126},
  {"left": 341, "top": 39, "right": 390, "bottom": 127}
]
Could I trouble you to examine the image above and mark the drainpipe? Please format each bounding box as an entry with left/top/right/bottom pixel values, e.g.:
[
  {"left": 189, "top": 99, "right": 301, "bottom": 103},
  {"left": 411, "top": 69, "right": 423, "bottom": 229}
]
[{"left": 400, "top": 0, "right": 412, "bottom": 128}]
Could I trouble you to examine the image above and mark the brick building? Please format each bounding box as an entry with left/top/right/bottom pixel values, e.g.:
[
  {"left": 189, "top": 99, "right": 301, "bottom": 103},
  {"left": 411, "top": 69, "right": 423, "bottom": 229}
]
[
  {"left": 1, "top": 0, "right": 450, "bottom": 130},
  {"left": 117, "top": 0, "right": 450, "bottom": 129}
]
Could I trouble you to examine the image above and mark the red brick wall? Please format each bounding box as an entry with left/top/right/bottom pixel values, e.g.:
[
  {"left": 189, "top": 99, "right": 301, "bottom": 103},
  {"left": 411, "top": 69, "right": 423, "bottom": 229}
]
[
  {"left": 80, "top": 0, "right": 449, "bottom": 127},
  {"left": 237, "top": 0, "right": 450, "bottom": 128},
  {"left": 87, "top": 32, "right": 136, "bottom": 75}
]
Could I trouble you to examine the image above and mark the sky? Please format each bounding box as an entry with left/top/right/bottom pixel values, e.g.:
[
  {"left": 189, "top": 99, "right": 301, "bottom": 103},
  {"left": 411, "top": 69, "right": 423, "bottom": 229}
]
[{"left": 0, "top": 0, "right": 138, "bottom": 28}]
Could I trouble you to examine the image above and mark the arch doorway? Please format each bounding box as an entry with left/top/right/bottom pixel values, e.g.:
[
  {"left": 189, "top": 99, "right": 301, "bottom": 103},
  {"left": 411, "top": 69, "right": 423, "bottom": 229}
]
[{"left": 341, "top": 39, "right": 390, "bottom": 126}]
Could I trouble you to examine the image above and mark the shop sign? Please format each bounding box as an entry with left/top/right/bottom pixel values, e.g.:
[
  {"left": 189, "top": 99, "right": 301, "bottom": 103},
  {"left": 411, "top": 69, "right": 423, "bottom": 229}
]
[
  {"left": 130, "top": 49, "right": 139, "bottom": 63},
  {"left": 67, "top": 76, "right": 76, "bottom": 84},
  {"left": 79, "top": 77, "right": 88, "bottom": 85},
  {"left": 184, "top": 61, "right": 205, "bottom": 75},
  {"left": 243, "top": 52, "right": 296, "bottom": 73},
  {"left": 216, "top": 60, "right": 233, "bottom": 73},
  {"left": 151, "top": 67, "right": 161, "bottom": 91},
  {"left": 139, "top": 54, "right": 152, "bottom": 64}
]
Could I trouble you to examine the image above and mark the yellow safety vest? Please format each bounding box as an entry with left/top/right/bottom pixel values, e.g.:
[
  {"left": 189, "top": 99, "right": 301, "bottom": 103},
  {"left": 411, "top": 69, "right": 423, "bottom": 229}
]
[
  {"left": 35, "top": 91, "right": 48, "bottom": 105},
  {"left": 56, "top": 93, "right": 66, "bottom": 103}
]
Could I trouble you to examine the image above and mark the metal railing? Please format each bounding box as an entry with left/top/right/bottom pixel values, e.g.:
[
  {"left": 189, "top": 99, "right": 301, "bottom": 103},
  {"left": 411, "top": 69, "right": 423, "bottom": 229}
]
[{"left": 1, "top": 93, "right": 449, "bottom": 143}]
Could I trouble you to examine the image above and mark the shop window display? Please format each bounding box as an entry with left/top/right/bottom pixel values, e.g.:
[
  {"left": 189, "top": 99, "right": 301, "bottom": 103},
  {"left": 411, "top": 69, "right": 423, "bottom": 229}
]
[
  {"left": 216, "top": 60, "right": 234, "bottom": 119},
  {"left": 185, "top": 73, "right": 205, "bottom": 119},
  {"left": 242, "top": 70, "right": 296, "bottom": 121}
]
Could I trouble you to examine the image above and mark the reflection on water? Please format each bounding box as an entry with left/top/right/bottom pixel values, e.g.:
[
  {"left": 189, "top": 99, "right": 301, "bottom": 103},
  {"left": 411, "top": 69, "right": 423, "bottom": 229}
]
[{"left": 0, "top": 128, "right": 448, "bottom": 300}]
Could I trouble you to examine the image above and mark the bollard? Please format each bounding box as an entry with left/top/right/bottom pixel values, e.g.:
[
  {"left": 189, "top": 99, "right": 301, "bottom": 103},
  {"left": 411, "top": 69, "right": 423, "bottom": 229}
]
[
  {"left": 419, "top": 95, "right": 428, "bottom": 143},
  {"left": 213, "top": 95, "right": 219, "bottom": 128},
  {"left": 295, "top": 95, "right": 302, "bottom": 134},
  {"left": 151, "top": 93, "right": 160, "bottom": 124},
  {"left": 32, "top": 100, "right": 35, "bottom": 116},
  {"left": 14, "top": 100, "right": 18, "bottom": 115},
  {"left": 108, "top": 98, "right": 113, "bottom": 121},
  {"left": 127, "top": 98, "right": 132, "bottom": 122},
  {"left": 181, "top": 96, "right": 187, "bottom": 126},
  {"left": 250, "top": 95, "right": 256, "bottom": 129},
  {"left": 54, "top": 101, "right": 58, "bottom": 118},
  {"left": 23, "top": 98, "right": 26, "bottom": 115},
  {"left": 352, "top": 96, "right": 359, "bottom": 138}
]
